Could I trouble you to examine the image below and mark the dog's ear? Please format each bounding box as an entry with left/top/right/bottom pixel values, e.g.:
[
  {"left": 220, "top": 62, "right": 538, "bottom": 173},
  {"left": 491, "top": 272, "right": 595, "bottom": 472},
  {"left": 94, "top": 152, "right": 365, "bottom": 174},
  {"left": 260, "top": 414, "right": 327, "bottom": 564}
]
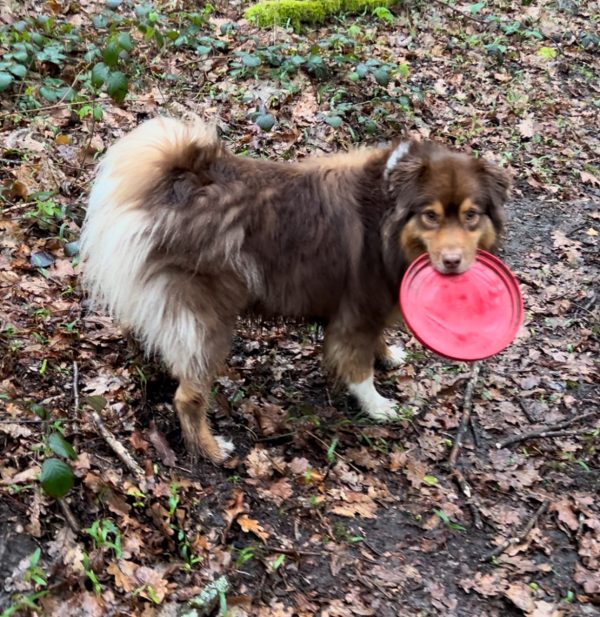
[
  {"left": 479, "top": 160, "right": 511, "bottom": 232},
  {"left": 384, "top": 141, "right": 429, "bottom": 217}
]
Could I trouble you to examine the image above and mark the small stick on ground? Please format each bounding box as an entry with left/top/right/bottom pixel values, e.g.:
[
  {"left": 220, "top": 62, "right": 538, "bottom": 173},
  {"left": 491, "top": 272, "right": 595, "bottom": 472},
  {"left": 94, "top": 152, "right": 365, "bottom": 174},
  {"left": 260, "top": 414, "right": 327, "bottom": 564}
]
[
  {"left": 73, "top": 361, "right": 80, "bottom": 412},
  {"left": 91, "top": 410, "right": 148, "bottom": 490},
  {"left": 449, "top": 362, "right": 484, "bottom": 529},
  {"left": 449, "top": 362, "right": 481, "bottom": 467},
  {"left": 481, "top": 498, "right": 551, "bottom": 562},
  {"left": 496, "top": 409, "right": 600, "bottom": 449},
  {"left": 58, "top": 499, "right": 80, "bottom": 533},
  {"left": 452, "top": 467, "right": 484, "bottom": 529}
]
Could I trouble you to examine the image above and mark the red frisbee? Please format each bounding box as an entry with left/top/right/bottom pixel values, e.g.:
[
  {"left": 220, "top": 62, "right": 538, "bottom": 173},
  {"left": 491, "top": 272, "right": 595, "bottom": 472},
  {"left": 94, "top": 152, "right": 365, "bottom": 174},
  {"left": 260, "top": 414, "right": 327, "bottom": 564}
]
[{"left": 400, "top": 250, "right": 523, "bottom": 361}]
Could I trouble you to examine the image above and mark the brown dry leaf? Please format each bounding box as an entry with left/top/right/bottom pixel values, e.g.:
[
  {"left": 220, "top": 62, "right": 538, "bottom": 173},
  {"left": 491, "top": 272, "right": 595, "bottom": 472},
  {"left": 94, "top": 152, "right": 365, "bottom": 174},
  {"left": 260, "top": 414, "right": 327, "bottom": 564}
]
[
  {"left": 291, "top": 85, "right": 318, "bottom": 126},
  {"left": 26, "top": 490, "right": 42, "bottom": 538},
  {"left": 46, "top": 526, "right": 85, "bottom": 576},
  {"left": 254, "top": 402, "right": 290, "bottom": 436},
  {"left": 330, "top": 491, "right": 377, "bottom": 519},
  {"left": 40, "top": 591, "right": 107, "bottom": 617},
  {"left": 504, "top": 582, "right": 536, "bottom": 612},
  {"left": 460, "top": 571, "right": 505, "bottom": 597},
  {"left": 237, "top": 514, "right": 270, "bottom": 542},
  {"left": 580, "top": 170, "right": 600, "bottom": 186},
  {"left": 288, "top": 457, "right": 310, "bottom": 475},
  {"left": 257, "top": 478, "right": 293, "bottom": 506},
  {"left": 529, "top": 601, "right": 563, "bottom": 617},
  {"left": 108, "top": 560, "right": 169, "bottom": 602},
  {"left": 573, "top": 562, "right": 600, "bottom": 593},
  {"left": 551, "top": 498, "right": 579, "bottom": 531},
  {"left": 147, "top": 422, "right": 177, "bottom": 467},
  {"left": 245, "top": 446, "right": 274, "bottom": 479},
  {"left": 518, "top": 116, "right": 536, "bottom": 139},
  {"left": 344, "top": 447, "right": 380, "bottom": 470},
  {"left": 224, "top": 488, "right": 247, "bottom": 526},
  {"left": 1, "top": 465, "right": 40, "bottom": 485},
  {"left": 0, "top": 422, "right": 33, "bottom": 439}
]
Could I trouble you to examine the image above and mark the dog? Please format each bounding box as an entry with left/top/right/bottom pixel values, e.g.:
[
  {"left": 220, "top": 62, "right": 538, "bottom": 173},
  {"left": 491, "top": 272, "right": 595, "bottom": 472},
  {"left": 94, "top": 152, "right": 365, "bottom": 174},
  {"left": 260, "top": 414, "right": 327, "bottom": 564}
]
[{"left": 80, "top": 116, "right": 509, "bottom": 464}]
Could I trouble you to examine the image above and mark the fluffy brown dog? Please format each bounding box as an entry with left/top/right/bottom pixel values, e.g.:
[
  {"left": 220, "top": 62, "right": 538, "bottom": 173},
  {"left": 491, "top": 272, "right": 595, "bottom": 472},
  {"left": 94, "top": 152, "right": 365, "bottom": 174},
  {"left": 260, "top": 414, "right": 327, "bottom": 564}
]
[{"left": 81, "top": 117, "right": 509, "bottom": 463}]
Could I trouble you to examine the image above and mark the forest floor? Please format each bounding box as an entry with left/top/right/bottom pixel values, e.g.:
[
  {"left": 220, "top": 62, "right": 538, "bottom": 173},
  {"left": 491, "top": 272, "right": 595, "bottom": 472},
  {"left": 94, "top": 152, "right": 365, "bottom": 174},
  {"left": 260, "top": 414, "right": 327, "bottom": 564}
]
[{"left": 0, "top": 0, "right": 599, "bottom": 616}]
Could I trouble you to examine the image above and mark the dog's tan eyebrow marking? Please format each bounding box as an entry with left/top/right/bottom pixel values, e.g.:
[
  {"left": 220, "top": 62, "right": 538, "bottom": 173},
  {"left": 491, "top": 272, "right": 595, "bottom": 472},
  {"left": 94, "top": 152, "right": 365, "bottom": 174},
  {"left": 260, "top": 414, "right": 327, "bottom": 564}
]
[
  {"left": 425, "top": 201, "right": 445, "bottom": 217},
  {"left": 459, "top": 198, "right": 480, "bottom": 214}
]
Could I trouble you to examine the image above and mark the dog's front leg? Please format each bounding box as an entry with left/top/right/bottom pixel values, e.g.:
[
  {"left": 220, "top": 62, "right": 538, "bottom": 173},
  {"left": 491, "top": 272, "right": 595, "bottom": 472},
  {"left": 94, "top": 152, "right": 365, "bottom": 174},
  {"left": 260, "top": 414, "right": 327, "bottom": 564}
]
[{"left": 324, "top": 325, "right": 399, "bottom": 421}]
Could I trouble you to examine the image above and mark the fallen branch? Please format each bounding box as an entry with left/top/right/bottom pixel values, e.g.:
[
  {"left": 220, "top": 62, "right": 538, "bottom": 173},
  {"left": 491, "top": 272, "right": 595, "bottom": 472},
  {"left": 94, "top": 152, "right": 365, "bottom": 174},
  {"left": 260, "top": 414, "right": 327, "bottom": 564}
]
[
  {"left": 58, "top": 499, "right": 80, "bottom": 533},
  {"left": 452, "top": 467, "right": 483, "bottom": 530},
  {"left": 496, "top": 409, "right": 600, "bottom": 449},
  {"left": 481, "top": 498, "right": 551, "bottom": 562},
  {"left": 72, "top": 361, "right": 80, "bottom": 412},
  {"left": 449, "top": 362, "right": 484, "bottom": 529},
  {"left": 449, "top": 362, "right": 481, "bottom": 467},
  {"left": 90, "top": 410, "right": 148, "bottom": 490},
  {"left": 264, "top": 545, "right": 322, "bottom": 557}
]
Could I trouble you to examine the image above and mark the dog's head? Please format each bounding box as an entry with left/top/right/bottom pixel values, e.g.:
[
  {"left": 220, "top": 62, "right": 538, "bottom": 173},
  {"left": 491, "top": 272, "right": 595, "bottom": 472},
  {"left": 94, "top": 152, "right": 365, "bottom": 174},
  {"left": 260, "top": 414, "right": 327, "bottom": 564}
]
[{"left": 384, "top": 141, "right": 510, "bottom": 274}]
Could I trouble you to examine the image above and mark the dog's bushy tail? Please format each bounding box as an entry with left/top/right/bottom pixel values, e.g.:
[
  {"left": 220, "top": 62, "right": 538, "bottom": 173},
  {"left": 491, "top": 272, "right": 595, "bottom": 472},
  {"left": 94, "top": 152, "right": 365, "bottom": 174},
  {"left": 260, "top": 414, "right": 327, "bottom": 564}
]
[{"left": 80, "top": 117, "right": 219, "bottom": 378}]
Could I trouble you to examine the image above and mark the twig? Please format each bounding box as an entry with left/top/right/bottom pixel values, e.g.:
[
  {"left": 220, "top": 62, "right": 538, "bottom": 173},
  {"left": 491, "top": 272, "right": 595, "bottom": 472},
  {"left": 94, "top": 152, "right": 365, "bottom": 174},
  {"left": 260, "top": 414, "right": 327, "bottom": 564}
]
[
  {"left": 481, "top": 499, "right": 551, "bottom": 562},
  {"left": 428, "top": 0, "right": 488, "bottom": 26},
  {"left": 264, "top": 545, "right": 322, "bottom": 558},
  {"left": 0, "top": 419, "right": 44, "bottom": 424},
  {"left": 58, "top": 499, "right": 80, "bottom": 533},
  {"left": 451, "top": 467, "right": 484, "bottom": 529},
  {"left": 449, "top": 362, "right": 481, "bottom": 467},
  {"left": 72, "top": 361, "right": 80, "bottom": 412},
  {"left": 307, "top": 430, "right": 363, "bottom": 475},
  {"left": 496, "top": 410, "right": 600, "bottom": 449},
  {"left": 90, "top": 410, "right": 147, "bottom": 490}
]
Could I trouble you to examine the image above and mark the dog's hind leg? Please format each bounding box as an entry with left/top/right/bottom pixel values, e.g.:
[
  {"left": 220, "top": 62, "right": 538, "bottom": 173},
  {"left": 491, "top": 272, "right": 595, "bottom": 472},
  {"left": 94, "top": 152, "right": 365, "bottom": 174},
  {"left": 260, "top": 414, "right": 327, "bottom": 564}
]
[
  {"left": 175, "top": 378, "right": 234, "bottom": 464},
  {"left": 138, "top": 271, "right": 244, "bottom": 464},
  {"left": 324, "top": 323, "right": 399, "bottom": 422}
]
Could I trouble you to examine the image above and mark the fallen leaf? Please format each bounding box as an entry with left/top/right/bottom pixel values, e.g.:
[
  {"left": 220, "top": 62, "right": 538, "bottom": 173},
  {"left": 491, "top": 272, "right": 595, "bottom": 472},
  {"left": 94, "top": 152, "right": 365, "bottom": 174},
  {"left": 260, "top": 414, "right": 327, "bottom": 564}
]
[
  {"left": 518, "top": 116, "right": 536, "bottom": 139},
  {"left": 237, "top": 514, "right": 270, "bottom": 542},
  {"left": 504, "top": 582, "right": 535, "bottom": 612}
]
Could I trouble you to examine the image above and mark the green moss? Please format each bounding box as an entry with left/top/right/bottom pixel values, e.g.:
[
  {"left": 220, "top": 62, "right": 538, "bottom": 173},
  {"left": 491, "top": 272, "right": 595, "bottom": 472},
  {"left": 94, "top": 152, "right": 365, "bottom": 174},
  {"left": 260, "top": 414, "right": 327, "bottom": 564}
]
[{"left": 244, "top": 0, "right": 397, "bottom": 30}]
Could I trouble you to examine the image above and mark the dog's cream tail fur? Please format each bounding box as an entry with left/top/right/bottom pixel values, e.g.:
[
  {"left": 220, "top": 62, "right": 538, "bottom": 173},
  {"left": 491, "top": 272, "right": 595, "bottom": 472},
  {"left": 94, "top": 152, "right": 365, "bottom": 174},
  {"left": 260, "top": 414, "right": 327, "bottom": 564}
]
[{"left": 80, "top": 117, "right": 217, "bottom": 379}]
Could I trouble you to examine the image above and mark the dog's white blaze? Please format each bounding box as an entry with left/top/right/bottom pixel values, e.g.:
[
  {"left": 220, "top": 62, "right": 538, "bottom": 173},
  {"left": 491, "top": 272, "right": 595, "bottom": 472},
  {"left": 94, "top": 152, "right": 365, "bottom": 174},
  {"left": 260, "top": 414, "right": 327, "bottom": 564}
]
[
  {"left": 348, "top": 373, "right": 399, "bottom": 421},
  {"left": 384, "top": 141, "right": 411, "bottom": 178}
]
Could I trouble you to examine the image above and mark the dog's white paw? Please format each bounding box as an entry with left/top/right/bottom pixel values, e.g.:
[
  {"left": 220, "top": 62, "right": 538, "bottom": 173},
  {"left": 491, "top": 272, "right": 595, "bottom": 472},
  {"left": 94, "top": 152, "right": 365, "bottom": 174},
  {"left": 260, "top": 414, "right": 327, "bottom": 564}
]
[
  {"left": 363, "top": 395, "right": 400, "bottom": 422},
  {"left": 215, "top": 435, "right": 235, "bottom": 456},
  {"left": 348, "top": 375, "right": 399, "bottom": 422},
  {"left": 380, "top": 344, "right": 407, "bottom": 370}
]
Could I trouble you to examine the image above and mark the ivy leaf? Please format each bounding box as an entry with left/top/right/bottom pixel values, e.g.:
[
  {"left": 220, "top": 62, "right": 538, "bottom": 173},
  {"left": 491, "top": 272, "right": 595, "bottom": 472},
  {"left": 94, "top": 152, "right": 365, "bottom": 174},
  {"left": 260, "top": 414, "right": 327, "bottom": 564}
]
[
  {"left": 40, "top": 458, "right": 75, "bottom": 498},
  {"left": 241, "top": 53, "right": 261, "bottom": 67},
  {"left": 117, "top": 32, "right": 134, "bottom": 52},
  {"left": 91, "top": 62, "right": 109, "bottom": 89},
  {"left": 48, "top": 432, "right": 77, "bottom": 461},
  {"left": 106, "top": 71, "right": 128, "bottom": 103},
  {"left": 373, "top": 68, "right": 390, "bottom": 87},
  {"left": 325, "top": 115, "right": 343, "bottom": 128},
  {"left": 0, "top": 72, "right": 14, "bottom": 91},
  {"left": 256, "top": 113, "right": 276, "bottom": 132},
  {"left": 9, "top": 63, "right": 27, "bottom": 78},
  {"left": 103, "top": 41, "right": 120, "bottom": 67}
]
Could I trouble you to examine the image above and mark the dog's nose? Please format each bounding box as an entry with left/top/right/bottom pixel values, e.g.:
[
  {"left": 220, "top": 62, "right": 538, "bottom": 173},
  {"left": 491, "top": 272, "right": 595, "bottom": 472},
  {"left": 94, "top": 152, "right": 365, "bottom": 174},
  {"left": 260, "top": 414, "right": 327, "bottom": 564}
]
[{"left": 442, "top": 252, "right": 462, "bottom": 271}]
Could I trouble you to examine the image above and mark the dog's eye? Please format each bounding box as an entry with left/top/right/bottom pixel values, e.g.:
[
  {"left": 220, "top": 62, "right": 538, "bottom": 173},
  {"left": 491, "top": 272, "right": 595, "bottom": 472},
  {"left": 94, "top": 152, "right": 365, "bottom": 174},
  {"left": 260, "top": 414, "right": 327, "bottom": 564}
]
[
  {"left": 464, "top": 209, "right": 480, "bottom": 224},
  {"left": 422, "top": 211, "right": 439, "bottom": 226}
]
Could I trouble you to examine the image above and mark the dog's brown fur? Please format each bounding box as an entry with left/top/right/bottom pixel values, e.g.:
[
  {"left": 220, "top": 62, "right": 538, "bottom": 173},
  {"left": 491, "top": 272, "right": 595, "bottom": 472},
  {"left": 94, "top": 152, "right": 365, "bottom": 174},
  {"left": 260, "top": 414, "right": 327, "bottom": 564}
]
[{"left": 81, "top": 117, "right": 510, "bottom": 463}]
